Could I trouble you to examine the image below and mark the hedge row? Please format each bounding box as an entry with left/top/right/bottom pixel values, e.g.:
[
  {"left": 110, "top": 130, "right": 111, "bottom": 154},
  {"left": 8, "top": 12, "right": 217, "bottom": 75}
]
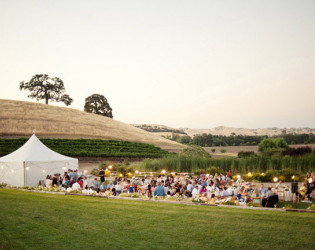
[{"left": 0, "top": 138, "right": 169, "bottom": 158}]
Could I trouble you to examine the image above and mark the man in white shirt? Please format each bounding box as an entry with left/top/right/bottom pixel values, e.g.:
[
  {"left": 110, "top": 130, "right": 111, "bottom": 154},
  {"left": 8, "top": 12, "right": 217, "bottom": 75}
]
[
  {"left": 192, "top": 186, "right": 200, "bottom": 197},
  {"left": 115, "top": 183, "right": 123, "bottom": 195},
  {"left": 221, "top": 187, "right": 230, "bottom": 197},
  {"left": 72, "top": 181, "right": 81, "bottom": 191}
]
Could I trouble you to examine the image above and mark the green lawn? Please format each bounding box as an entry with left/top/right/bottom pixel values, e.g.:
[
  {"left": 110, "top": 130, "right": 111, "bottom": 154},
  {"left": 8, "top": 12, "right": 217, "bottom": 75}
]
[{"left": 0, "top": 189, "right": 314, "bottom": 250}]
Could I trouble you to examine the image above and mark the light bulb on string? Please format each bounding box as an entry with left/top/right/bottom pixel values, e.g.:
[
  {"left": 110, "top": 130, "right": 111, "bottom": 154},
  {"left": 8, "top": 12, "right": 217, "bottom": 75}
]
[
  {"left": 11, "top": 169, "right": 14, "bottom": 173},
  {"left": 26, "top": 167, "right": 30, "bottom": 171},
  {"left": 42, "top": 170, "right": 45, "bottom": 173}
]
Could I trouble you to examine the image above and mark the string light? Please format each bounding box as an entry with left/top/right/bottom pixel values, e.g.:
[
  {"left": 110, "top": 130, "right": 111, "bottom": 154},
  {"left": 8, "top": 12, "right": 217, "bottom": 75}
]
[
  {"left": 42, "top": 170, "right": 45, "bottom": 173},
  {"left": 237, "top": 175, "right": 241, "bottom": 179},
  {"left": 206, "top": 174, "right": 210, "bottom": 177},
  {"left": 108, "top": 165, "right": 112, "bottom": 170},
  {"left": 248, "top": 172, "right": 252, "bottom": 177},
  {"left": 84, "top": 170, "right": 87, "bottom": 173},
  {"left": 1, "top": 166, "right": 3, "bottom": 169},
  {"left": 11, "top": 169, "right": 14, "bottom": 173},
  {"left": 292, "top": 175, "right": 295, "bottom": 180},
  {"left": 63, "top": 167, "right": 66, "bottom": 170},
  {"left": 135, "top": 170, "right": 139, "bottom": 174},
  {"left": 26, "top": 167, "right": 30, "bottom": 171},
  {"left": 261, "top": 173, "right": 265, "bottom": 176},
  {"left": 273, "top": 177, "right": 278, "bottom": 182}
]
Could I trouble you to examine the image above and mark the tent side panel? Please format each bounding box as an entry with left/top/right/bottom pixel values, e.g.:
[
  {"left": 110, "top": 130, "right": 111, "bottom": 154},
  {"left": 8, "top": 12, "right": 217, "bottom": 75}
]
[
  {"left": 0, "top": 162, "right": 24, "bottom": 187},
  {"left": 26, "top": 160, "right": 78, "bottom": 187}
]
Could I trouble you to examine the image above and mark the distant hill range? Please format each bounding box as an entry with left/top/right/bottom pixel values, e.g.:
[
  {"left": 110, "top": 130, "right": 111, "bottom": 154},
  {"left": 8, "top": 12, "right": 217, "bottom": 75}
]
[
  {"left": 132, "top": 124, "right": 315, "bottom": 137},
  {"left": 0, "top": 100, "right": 185, "bottom": 153}
]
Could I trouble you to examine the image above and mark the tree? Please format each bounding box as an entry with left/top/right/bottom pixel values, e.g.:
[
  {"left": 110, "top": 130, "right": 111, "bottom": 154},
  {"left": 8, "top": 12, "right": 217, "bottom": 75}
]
[
  {"left": 211, "top": 148, "right": 215, "bottom": 153},
  {"left": 258, "top": 138, "right": 288, "bottom": 152},
  {"left": 84, "top": 94, "right": 113, "bottom": 118},
  {"left": 180, "top": 145, "right": 211, "bottom": 158},
  {"left": 19, "top": 74, "right": 73, "bottom": 106}
]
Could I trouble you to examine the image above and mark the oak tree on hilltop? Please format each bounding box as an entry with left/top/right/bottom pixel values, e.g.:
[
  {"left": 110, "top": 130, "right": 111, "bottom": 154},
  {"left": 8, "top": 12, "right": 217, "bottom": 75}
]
[
  {"left": 19, "top": 74, "right": 73, "bottom": 106},
  {"left": 84, "top": 94, "right": 113, "bottom": 118}
]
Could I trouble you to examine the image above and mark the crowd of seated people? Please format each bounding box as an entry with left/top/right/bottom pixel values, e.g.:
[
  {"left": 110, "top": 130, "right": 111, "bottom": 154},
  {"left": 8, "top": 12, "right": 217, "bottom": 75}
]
[{"left": 43, "top": 169, "right": 314, "bottom": 206}]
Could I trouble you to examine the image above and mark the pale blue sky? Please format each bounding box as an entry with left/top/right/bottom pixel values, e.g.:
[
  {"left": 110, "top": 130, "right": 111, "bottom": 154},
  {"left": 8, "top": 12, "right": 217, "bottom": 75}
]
[{"left": 0, "top": 0, "right": 314, "bottom": 129}]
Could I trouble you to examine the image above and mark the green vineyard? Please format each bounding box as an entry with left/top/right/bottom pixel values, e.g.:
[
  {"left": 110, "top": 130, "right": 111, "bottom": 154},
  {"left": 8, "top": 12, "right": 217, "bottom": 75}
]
[{"left": 0, "top": 138, "right": 169, "bottom": 158}]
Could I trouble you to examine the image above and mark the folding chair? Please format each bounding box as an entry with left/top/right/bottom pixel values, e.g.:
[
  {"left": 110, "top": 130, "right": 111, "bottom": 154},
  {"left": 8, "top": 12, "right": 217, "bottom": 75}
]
[{"left": 252, "top": 197, "right": 261, "bottom": 206}]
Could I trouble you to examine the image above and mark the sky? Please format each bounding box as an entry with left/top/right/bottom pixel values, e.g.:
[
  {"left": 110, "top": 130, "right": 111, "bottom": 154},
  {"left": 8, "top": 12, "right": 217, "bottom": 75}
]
[{"left": 0, "top": 0, "right": 315, "bottom": 129}]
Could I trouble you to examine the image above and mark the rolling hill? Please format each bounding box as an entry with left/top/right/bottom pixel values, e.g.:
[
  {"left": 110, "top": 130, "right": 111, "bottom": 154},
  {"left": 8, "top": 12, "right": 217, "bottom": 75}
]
[
  {"left": 0, "top": 99, "right": 185, "bottom": 153},
  {"left": 133, "top": 124, "right": 315, "bottom": 137}
]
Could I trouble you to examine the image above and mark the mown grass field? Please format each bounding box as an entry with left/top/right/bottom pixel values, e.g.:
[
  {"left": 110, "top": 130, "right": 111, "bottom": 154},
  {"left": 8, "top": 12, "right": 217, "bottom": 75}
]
[{"left": 0, "top": 189, "right": 314, "bottom": 250}]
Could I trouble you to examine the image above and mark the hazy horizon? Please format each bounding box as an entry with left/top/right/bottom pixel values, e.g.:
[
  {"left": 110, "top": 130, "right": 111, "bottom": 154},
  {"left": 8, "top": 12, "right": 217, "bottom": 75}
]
[{"left": 1, "top": 0, "right": 315, "bottom": 129}]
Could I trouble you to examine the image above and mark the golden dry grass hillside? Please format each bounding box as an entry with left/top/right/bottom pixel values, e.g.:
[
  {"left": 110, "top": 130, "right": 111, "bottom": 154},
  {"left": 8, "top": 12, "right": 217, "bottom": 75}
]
[{"left": 0, "top": 99, "right": 185, "bottom": 152}]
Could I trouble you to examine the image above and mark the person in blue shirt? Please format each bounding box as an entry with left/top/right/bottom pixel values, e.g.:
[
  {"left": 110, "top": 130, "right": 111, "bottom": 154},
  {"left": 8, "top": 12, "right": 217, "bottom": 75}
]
[{"left": 154, "top": 183, "right": 165, "bottom": 197}]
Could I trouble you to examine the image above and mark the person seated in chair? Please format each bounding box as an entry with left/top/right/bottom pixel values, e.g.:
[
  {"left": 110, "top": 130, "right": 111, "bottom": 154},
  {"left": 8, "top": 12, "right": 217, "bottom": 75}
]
[{"left": 262, "top": 187, "right": 278, "bottom": 207}]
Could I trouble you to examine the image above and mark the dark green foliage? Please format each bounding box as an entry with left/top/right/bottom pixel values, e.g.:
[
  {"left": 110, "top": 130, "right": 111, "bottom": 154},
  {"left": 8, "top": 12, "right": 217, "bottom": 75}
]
[
  {"left": 170, "top": 132, "right": 315, "bottom": 147},
  {"left": 258, "top": 138, "right": 288, "bottom": 152},
  {"left": 180, "top": 145, "right": 211, "bottom": 158},
  {"left": 141, "top": 153, "right": 315, "bottom": 173},
  {"left": 282, "top": 146, "right": 312, "bottom": 156},
  {"left": 220, "top": 149, "right": 226, "bottom": 153},
  {"left": 0, "top": 138, "right": 169, "bottom": 158},
  {"left": 238, "top": 151, "right": 256, "bottom": 158},
  {"left": 84, "top": 94, "right": 113, "bottom": 118},
  {"left": 19, "top": 74, "right": 73, "bottom": 106}
]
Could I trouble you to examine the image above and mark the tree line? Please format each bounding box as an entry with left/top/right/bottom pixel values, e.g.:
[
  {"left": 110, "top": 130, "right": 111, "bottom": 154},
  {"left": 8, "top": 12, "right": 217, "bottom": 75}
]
[
  {"left": 19, "top": 74, "right": 113, "bottom": 118},
  {"left": 170, "top": 133, "right": 315, "bottom": 146}
]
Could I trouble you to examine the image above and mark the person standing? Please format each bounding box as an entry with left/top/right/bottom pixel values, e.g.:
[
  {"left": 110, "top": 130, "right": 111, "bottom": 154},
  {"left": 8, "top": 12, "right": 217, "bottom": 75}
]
[{"left": 99, "top": 169, "right": 105, "bottom": 183}]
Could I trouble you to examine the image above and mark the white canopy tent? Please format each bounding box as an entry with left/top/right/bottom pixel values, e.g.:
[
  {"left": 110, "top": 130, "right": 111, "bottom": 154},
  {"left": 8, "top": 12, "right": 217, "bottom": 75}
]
[{"left": 0, "top": 134, "right": 78, "bottom": 187}]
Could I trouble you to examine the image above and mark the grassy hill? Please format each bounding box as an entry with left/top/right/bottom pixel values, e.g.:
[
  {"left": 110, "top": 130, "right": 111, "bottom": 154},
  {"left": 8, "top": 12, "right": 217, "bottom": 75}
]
[{"left": 0, "top": 99, "right": 185, "bottom": 153}]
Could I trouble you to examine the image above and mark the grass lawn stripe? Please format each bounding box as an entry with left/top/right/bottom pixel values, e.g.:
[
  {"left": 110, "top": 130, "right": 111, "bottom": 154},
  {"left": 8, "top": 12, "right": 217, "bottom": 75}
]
[{"left": 0, "top": 189, "right": 314, "bottom": 249}]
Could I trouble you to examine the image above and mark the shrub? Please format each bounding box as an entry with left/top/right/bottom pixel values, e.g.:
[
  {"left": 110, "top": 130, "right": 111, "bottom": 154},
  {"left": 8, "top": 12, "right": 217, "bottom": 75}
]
[
  {"left": 282, "top": 147, "right": 312, "bottom": 156},
  {"left": 220, "top": 149, "right": 226, "bottom": 153},
  {"left": 180, "top": 146, "right": 211, "bottom": 158},
  {"left": 238, "top": 151, "right": 256, "bottom": 158},
  {"left": 206, "top": 167, "right": 221, "bottom": 175}
]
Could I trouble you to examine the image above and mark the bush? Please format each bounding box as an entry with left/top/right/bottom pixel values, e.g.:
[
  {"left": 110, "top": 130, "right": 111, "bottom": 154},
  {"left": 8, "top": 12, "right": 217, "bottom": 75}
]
[
  {"left": 180, "top": 146, "right": 211, "bottom": 158},
  {"left": 220, "top": 149, "right": 226, "bottom": 153},
  {"left": 206, "top": 167, "right": 221, "bottom": 175},
  {"left": 238, "top": 151, "right": 256, "bottom": 158},
  {"left": 282, "top": 147, "right": 312, "bottom": 156}
]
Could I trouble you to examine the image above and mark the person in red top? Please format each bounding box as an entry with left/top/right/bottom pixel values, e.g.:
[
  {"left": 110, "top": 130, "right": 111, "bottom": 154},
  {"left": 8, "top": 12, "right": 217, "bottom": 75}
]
[
  {"left": 78, "top": 177, "right": 83, "bottom": 188},
  {"left": 227, "top": 170, "right": 232, "bottom": 178},
  {"left": 199, "top": 186, "right": 207, "bottom": 196}
]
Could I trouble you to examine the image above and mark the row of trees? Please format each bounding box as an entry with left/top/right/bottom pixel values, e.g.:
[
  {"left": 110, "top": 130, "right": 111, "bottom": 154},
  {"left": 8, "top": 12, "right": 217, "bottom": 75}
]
[
  {"left": 170, "top": 133, "right": 315, "bottom": 146},
  {"left": 19, "top": 74, "right": 113, "bottom": 118}
]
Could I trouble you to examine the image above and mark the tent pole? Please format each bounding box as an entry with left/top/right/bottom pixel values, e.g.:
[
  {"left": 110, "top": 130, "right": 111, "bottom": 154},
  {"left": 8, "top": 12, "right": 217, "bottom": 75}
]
[{"left": 23, "top": 161, "right": 26, "bottom": 186}]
